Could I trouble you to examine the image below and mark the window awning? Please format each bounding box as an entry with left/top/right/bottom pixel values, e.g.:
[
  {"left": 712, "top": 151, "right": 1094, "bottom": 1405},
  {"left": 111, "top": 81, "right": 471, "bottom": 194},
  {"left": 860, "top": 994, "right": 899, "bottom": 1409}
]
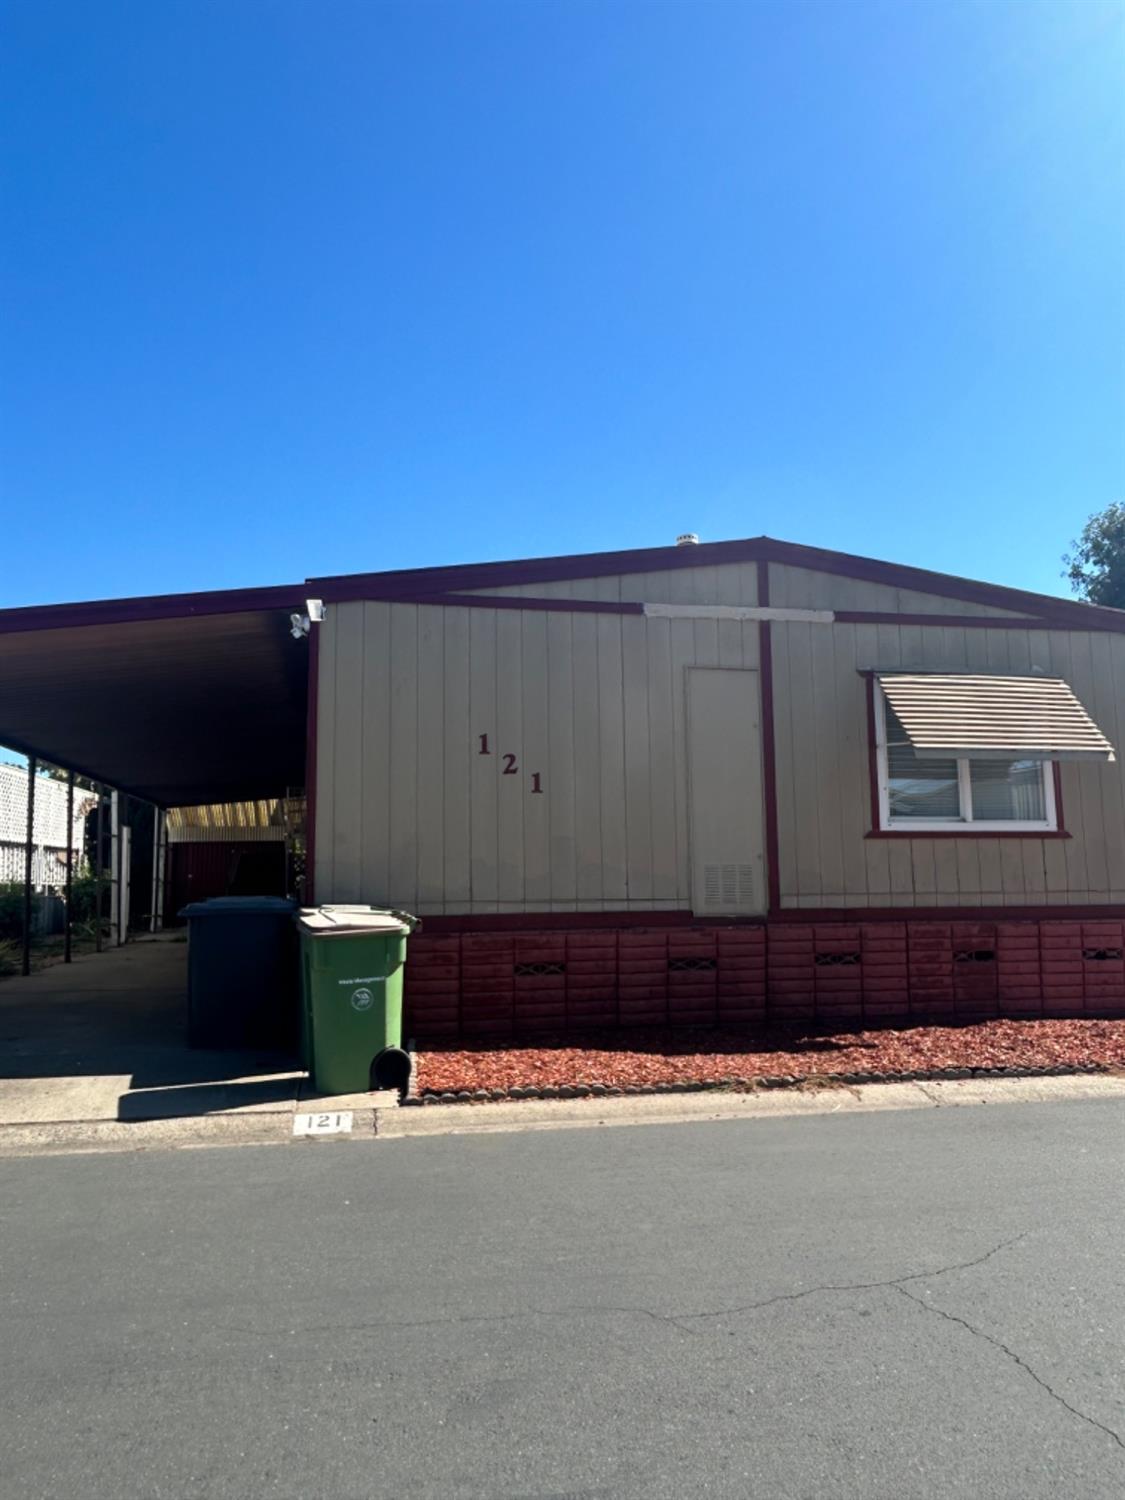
[{"left": 877, "top": 673, "right": 1116, "bottom": 763}]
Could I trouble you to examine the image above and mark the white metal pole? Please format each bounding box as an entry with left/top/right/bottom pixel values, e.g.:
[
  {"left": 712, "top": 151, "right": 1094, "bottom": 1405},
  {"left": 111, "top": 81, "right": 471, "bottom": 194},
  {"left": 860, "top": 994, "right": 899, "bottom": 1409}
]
[
  {"left": 150, "top": 809, "right": 161, "bottom": 933},
  {"left": 110, "top": 790, "right": 120, "bottom": 946}
]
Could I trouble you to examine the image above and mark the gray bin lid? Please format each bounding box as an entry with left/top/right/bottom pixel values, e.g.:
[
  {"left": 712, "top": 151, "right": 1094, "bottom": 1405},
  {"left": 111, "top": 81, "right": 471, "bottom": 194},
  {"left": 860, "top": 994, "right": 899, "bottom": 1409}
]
[{"left": 180, "top": 897, "right": 298, "bottom": 917}]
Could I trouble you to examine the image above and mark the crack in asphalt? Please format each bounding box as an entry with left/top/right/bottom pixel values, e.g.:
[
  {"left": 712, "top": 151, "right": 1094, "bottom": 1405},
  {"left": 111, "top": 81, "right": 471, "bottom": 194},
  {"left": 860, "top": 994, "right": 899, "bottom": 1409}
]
[
  {"left": 894, "top": 1284, "right": 1125, "bottom": 1453},
  {"left": 231, "top": 1230, "right": 1027, "bottom": 1343},
  {"left": 229, "top": 1227, "right": 1125, "bottom": 1455},
  {"left": 670, "top": 1230, "right": 1029, "bottom": 1324}
]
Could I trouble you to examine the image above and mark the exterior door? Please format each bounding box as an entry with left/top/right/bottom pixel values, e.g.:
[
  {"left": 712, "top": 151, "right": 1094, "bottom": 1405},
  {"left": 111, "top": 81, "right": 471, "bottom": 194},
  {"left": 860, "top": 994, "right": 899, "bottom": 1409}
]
[{"left": 686, "top": 667, "right": 766, "bottom": 916}]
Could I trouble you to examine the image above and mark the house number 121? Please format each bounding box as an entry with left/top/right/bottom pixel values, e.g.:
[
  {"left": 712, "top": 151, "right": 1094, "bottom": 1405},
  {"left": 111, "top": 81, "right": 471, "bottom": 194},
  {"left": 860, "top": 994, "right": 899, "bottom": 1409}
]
[{"left": 478, "top": 735, "right": 543, "bottom": 791}]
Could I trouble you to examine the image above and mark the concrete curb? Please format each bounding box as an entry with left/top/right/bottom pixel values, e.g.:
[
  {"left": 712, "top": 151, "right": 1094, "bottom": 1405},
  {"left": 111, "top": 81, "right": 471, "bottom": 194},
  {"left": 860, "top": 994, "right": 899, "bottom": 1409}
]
[
  {"left": 4, "top": 1073, "right": 1124, "bottom": 1157},
  {"left": 378, "top": 1073, "right": 1125, "bottom": 1139}
]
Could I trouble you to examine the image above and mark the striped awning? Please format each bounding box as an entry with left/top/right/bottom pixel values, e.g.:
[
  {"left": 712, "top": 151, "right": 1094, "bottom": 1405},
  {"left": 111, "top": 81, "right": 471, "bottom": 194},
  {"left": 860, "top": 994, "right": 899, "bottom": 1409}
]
[{"left": 877, "top": 673, "right": 1116, "bottom": 762}]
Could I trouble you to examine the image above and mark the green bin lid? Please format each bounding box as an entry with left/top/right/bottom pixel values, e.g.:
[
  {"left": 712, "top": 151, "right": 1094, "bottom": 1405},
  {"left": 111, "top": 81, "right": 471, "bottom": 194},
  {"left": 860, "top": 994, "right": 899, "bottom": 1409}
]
[{"left": 297, "top": 904, "right": 415, "bottom": 936}]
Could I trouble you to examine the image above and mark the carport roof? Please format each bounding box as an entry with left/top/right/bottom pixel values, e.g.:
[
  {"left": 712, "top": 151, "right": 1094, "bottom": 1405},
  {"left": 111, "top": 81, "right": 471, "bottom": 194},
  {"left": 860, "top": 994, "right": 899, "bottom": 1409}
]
[{"left": 0, "top": 585, "right": 309, "bottom": 807}]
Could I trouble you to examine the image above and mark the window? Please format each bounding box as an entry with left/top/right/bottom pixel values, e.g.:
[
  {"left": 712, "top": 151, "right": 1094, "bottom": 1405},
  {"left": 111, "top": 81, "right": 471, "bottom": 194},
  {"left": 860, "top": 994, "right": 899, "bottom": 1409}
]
[{"left": 875, "top": 689, "right": 1056, "bottom": 831}]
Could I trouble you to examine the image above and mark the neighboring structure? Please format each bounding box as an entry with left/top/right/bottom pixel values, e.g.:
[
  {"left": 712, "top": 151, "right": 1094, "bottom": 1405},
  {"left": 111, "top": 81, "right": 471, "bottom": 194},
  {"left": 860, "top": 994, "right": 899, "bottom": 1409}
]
[
  {"left": 0, "top": 762, "right": 95, "bottom": 889},
  {"left": 164, "top": 799, "right": 301, "bottom": 915},
  {"left": 307, "top": 536, "right": 1125, "bottom": 1037}
]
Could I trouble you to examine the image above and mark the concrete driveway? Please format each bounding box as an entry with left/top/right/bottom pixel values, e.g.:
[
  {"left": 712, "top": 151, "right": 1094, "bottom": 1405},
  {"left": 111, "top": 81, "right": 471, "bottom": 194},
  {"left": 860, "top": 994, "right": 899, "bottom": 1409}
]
[{"left": 0, "top": 938, "right": 305, "bottom": 1124}]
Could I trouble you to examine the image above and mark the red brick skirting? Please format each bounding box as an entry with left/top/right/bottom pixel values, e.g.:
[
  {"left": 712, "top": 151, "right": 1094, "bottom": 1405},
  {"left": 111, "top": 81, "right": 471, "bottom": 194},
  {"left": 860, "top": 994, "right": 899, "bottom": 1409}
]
[{"left": 404, "top": 920, "right": 1125, "bottom": 1040}]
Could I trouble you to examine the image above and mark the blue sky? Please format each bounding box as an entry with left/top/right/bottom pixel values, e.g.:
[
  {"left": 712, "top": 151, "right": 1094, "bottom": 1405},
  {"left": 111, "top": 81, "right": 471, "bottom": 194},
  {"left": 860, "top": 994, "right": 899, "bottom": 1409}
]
[{"left": 2, "top": 0, "right": 1122, "bottom": 607}]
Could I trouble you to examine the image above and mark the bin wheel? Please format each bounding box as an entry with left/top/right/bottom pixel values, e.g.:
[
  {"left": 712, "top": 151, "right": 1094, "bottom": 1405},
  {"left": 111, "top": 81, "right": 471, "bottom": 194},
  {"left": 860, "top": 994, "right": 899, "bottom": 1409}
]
[{"left": 371, "top": 1046, "right": 412, "bottom": 1092}]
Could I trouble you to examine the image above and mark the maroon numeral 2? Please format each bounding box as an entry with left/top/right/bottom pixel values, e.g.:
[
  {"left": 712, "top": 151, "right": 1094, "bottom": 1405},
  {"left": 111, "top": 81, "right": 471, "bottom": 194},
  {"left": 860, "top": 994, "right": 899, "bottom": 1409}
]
[
  {"left": 478, "top": 734, "right": 490, "bottom": 755},
  {"left": 531, "top": 773, "right": 543, "bottom": 793},
  {"left": 502, "top": 753, "right": 519, "bottom": 775}
]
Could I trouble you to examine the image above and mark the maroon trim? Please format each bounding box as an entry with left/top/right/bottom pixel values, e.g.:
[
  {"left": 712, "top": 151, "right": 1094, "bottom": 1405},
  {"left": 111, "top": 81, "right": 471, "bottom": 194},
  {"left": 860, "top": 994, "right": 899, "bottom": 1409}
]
[
  {"left": 6, "top": 535, "right": 1121, "bottom": 639},
  {"left": 770, "top": 904, "right": 1125, "bottom": 922},
  {"left": 308, "top": 540, "right": 766, "bottom": 599},
  {"left": 323, "top": 590, "right": 644, "bottom": 616},
  {"left": 417, "top": 903, "right": 1125, "bottom": 932},
  {"left": 836, "top": 611, "right": 1080, "bottom": 631},
  {"left": 865, "top": 674, "right": 881, "bottom": 836},
  {"left": 757, "top": 560, "right": 782, "bottom": 913},
  {"left": 0, "top": 584, "right": 306, "bottom": 635},
  {"left": 304, "top": 623, "right": 320, "bottom": 905},
  {"left": 421, "top": 910, "right": 700, "bottom": 932},
  {"left": 1053, "top": 760, "right": 1065, "bottom": 825},
  {"left": 752, "top": 538, "right": 1121, "bottom": 632},
  {"left": 307, "top": 535, "right": 1125, "bottom": 634},
  {"left": 866, "top": 831, "right": 1072, "bottom": 840}
]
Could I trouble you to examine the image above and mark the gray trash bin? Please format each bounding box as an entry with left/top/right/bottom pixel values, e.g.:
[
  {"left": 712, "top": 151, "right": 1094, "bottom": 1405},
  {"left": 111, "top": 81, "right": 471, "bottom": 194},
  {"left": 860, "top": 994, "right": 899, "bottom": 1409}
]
[{"left": 180, "top": 896, "right": 299, "bottom": 1049}]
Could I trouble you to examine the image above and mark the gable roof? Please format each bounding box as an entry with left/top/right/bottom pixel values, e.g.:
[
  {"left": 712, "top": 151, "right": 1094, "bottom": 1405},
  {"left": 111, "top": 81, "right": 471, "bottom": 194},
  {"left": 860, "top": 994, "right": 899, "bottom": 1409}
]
[{"left": 307, "top": 534, "right": 1125, "bottom": 634}]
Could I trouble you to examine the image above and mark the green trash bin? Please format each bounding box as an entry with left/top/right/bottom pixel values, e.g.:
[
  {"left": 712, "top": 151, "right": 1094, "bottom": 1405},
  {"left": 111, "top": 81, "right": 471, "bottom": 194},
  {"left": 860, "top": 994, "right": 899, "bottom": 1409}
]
[{"left": 297, "top": 905, "right": 418, "bottom": 1095}]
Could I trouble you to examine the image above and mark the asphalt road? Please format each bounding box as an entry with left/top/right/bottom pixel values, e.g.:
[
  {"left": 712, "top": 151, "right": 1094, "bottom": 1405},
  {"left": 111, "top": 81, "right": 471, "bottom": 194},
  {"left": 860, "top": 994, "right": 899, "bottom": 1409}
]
[{"left": 2, "top": 1101, "right": 1124, "bottom": 1500}]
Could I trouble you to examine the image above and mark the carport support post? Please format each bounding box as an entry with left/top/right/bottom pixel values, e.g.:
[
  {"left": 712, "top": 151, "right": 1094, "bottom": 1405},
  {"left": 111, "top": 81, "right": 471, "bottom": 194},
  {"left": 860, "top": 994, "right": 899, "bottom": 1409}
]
[
  {"left": 21, "top": 756, "right": 37, "bottom": 977},
  {"left": 95, "top": 786, "right": 106, "bottom": 952},
  {"left": 64, "top": 770, "right": 75, "bottom": 963},
  {"left": 149, "top": 807, "right": 164, "bottom": 934}
]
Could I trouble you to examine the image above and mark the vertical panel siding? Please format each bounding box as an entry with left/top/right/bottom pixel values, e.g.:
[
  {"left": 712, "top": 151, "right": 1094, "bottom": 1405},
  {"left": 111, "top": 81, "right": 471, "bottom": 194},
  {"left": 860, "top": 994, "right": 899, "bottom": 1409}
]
[
  {"left": 441, "top": 607, "right": 471, "bottom": 904},
  {"left": 546, "top": 612, "right": 577, "bottom": 903},
  {"left": 770, "top": 564, "right": 1031, "bottom": 617},
  {"left": 772, "top": 609, "right": 1125, "bottom": 908},
  {"left": 318, "top": 592, "right": 762, "bottom": 912},
  {"left": 468, "top": 608, "right": 499, "bottom": 906},
  {"left": 388, "top": 605, "right": 420, "bottom": 904},
  {"left": 596, "top": 614, "right": 628, "bottom": 901},
  {"left": 318, "top": 564, "right": 1125, "bottom": 914},
  {"left": 360, "top": 602, "right": 392, "bottom": 902}
]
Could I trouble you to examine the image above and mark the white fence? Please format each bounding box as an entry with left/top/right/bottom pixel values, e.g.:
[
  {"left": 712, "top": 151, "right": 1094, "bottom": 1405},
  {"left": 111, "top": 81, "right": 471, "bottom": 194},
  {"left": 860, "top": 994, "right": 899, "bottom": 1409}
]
[{"left": 0, "top": 763, "right": 98, "bottom": 890}]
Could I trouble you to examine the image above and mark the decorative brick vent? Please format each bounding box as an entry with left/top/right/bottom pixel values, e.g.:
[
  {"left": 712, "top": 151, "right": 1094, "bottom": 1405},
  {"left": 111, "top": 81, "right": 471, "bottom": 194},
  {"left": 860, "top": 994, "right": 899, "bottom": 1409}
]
[
  {"left": 815, "top": 952, "right": 860, "bottom": 966},
  {"left": 514, "top": 961, "right": 566, "bottom": 977},
  {"left": 1082, "top": 948, "right": 1123, "bottom": 962},
  {"left": 668, "top": 957, "right": 718, "bottom": 972},
  {"left": 954, "top": 949, "right": 996, "bottom": 963}
]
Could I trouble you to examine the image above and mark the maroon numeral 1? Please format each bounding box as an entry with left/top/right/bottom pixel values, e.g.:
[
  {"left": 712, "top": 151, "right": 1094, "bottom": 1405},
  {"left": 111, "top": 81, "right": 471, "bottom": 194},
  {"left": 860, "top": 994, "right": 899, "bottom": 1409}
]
[
  {"left": 531, "top": 773, "right": 543, "bottom": 793},
  {"left": 502, "top": 753, "right": 519, "bottom": 775},
  {"left": 478, "top": 734, "right": 490, "bottom": 755}
]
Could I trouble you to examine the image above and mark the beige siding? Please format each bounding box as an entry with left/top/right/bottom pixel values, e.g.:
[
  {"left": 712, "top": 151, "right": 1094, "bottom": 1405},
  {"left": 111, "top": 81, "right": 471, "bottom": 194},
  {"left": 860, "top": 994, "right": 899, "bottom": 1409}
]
[
  {"left": 317, "top": 598, "right": 762, "bottom": 913},
  {"left": 318, "top": 557, "right": 1125, "bottom": 915},
  {"left": 773, "top": 614, "right": 1125, "bottom": 907},
  {"left": 769, "top": 563, "right": 1033, "bottom": 616},
  {"left": 471, "top": 563, "right": 760, "bottom": 605}
]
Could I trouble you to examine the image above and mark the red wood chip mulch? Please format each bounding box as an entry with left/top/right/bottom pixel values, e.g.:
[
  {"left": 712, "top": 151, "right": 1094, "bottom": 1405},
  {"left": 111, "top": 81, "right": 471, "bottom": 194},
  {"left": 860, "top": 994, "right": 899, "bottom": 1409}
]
[{"left": 415, "top": 1019, "right": 1125, "bottom": 1095}]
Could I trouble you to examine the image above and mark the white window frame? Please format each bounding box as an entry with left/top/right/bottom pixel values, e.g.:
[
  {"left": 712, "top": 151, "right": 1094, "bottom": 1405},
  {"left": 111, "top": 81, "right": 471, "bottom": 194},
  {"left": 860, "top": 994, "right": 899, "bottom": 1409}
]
[{"left": 874, "top": 685, "right": 1057, "bottom": 832}]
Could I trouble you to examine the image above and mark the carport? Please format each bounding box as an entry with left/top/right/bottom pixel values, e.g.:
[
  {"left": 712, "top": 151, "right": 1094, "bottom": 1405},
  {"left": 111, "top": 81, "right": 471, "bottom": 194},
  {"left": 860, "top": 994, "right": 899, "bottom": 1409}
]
[
  {"left": 0, "top": 582, "right": 315, "bottom": 1121},
  {"left": 0, "top": 583, "right": 311, "bottom": 805}
]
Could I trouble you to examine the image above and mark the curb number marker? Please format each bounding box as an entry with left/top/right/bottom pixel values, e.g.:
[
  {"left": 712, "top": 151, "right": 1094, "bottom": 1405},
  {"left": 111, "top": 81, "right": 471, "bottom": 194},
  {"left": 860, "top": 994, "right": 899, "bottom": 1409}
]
[{"left": 294, "top": 1111, "right": 354, "bottom": 1136}]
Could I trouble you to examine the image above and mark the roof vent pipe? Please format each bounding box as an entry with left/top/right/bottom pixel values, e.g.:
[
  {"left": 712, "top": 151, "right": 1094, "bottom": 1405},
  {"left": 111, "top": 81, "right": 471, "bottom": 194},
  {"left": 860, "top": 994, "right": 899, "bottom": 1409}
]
[{"left": 676, "top": 533, "right": 700, "bottom": 547}]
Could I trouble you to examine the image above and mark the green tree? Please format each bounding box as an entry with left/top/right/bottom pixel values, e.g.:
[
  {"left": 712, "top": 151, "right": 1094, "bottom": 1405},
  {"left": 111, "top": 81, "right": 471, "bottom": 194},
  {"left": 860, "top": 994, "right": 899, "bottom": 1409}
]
[{"left": 1065, "top": 504, "right": 1125, "bottom": 609}]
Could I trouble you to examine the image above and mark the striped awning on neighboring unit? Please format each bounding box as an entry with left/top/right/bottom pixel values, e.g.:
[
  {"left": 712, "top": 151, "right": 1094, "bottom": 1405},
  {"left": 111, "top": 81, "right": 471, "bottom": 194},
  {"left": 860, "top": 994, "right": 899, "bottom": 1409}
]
[{"left": 877, "top": 673, "right": 1116, "bottom": 762}]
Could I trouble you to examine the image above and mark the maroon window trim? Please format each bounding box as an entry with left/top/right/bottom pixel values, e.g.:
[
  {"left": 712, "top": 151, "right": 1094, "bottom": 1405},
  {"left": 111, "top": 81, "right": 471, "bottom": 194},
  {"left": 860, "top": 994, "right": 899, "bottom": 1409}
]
[{"left": 863, "top": 672, "right": 1069, "bottom": 839}]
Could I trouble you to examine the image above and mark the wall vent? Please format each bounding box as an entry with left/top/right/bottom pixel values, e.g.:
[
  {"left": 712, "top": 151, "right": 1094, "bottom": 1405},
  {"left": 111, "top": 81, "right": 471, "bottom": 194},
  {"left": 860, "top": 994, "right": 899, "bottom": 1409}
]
[{"left": 702, "top": 863, "right": 755, "bottom": 909}]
